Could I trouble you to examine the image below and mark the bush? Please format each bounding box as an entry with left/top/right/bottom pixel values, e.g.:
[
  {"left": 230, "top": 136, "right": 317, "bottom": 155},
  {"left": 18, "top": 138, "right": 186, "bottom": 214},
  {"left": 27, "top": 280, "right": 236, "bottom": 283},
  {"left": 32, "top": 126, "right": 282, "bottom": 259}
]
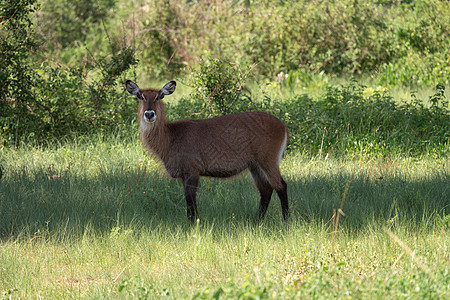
[
  {"left": 189, "top": 56, "right": 251, "bottom": 116},
  {"left": 275, "top": 81, "right": 449, "bottom": 156},
  {"left": 127, "top": 0, "right": 450, "bottom": 86},
  {"left": 0, "top": 0, "right": 39, "bottom": 144},
  {"left": 242, "top": 0, "right": 394, "bottom": 76},
  {"left": 377, "top": 0, "right": 450, "bottom": 86},
  {"left": 37, "top": 0, "right": 116, "bottom": 50},
  {"left": 0, "top": 0, "right": 138, "bottom": 145}
]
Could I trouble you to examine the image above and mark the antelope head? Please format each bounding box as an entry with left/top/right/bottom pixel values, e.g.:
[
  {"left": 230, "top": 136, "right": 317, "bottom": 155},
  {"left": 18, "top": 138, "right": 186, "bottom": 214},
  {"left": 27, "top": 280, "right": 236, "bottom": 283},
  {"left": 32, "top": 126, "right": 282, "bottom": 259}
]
[{"left": 126, "top": 80, "right": 176, "bottom": 123}]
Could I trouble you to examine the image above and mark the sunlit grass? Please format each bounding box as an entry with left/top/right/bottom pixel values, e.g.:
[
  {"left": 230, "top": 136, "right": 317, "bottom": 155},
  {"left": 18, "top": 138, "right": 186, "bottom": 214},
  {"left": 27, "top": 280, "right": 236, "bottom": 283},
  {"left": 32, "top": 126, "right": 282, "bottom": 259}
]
[{"left": 0, "top": 137, "right": 449, "bottom": 298}]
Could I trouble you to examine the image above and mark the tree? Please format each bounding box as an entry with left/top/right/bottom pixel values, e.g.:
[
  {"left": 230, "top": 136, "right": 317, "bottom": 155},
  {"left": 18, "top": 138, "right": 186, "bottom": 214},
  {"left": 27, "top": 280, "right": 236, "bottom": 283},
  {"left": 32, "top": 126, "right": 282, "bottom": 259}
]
[{"left": 0, "top": 0, "right": 39, "bottom": 142}]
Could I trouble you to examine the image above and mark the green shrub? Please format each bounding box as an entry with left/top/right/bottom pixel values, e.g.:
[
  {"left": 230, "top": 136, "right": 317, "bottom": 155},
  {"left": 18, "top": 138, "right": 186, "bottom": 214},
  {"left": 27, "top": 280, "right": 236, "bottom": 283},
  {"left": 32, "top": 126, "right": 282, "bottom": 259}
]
[
  {"left": 0, "top": 0, "right": 138, "bottom": 145},
  {"left": 0, "top": 0, "right": 39, "bottom": 144},
  {"left": 23, "top": 0, "right": 450, "bottom": 86},
  {"left": 131, "top": 0, "right": 395, "bottom": 77},
  {"left": 274, "top": 81, "right": 449, "bottom": 156},
  {"left": 242, "top": 0, "right": 394, "bottom": 76},
  {"left": 189, "top": 56, "right": 251, "bottom": 116},
  {"left": 37, "top": 0, "right": 116, "bottom": 49},
  {"left": 127, "top": 0, "right": 450, "bottom": 86},
  {"left": 377, "top": 0, "right": 450, "bottom": 86}
]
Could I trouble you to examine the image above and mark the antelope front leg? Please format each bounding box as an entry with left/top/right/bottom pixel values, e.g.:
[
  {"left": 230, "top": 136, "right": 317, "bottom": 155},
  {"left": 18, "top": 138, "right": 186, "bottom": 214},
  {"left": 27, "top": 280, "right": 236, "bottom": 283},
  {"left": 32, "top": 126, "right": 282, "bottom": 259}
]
[{"left": 182, "top": 173, "right": 199, "bottom": 222}]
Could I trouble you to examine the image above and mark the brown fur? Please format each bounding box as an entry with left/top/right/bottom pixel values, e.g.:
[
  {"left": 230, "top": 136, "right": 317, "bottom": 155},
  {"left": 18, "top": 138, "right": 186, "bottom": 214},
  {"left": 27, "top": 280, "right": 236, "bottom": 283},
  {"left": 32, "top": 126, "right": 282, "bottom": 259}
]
[{"left": 129, "top": 82, "right": 289, "bottom": 221}]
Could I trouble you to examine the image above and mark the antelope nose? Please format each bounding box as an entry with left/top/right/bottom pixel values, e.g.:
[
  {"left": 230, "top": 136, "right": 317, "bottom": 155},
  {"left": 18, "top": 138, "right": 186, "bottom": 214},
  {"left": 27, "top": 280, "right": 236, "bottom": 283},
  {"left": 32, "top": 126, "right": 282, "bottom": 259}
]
[{"left": 144, "top": 110, "right": 156, "bottom": 122}]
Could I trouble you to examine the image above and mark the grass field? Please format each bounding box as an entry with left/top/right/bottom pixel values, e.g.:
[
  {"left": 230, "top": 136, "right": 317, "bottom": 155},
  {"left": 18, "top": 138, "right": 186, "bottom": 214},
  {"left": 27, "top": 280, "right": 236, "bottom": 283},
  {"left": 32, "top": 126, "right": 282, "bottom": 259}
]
[{"left": 0, "top": 134, "right": 449, "bottom": 299}]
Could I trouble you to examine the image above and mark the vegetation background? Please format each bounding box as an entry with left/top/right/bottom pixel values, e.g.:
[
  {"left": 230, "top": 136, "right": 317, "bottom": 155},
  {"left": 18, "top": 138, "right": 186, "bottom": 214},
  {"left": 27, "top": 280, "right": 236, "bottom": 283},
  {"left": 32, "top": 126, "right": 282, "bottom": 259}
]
[
  {"left": 0, "top": 0, "right": 449, "bottom": 298},
  {"left": 1, "top": 0, "right": 449, "bottom": 156}
]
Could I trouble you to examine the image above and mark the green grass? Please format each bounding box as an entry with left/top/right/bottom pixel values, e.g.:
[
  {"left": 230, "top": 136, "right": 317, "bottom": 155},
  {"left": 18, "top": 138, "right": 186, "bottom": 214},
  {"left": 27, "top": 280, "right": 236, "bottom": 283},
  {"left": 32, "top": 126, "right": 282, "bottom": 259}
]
[{"left": 0, "top": 136, "right": 449, "bottom": 298}]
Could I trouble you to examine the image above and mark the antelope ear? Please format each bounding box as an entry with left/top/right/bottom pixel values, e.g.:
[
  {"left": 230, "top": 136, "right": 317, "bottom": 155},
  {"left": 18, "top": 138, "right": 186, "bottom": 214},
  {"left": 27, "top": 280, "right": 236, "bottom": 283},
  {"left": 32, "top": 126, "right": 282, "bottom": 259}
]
[
  {"left": 126, "top": 80, "right": 143, "bottom": 99},
  {"left": 159, "top": 81, "right": 176, "bottom": 99}
]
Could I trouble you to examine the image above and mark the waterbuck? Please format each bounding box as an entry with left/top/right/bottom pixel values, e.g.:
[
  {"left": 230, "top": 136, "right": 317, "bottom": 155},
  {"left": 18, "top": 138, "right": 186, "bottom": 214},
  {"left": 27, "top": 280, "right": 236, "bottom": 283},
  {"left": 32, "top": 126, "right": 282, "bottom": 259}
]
[{"left": 125, "top": 80, "right": 289, "bottom": 221}]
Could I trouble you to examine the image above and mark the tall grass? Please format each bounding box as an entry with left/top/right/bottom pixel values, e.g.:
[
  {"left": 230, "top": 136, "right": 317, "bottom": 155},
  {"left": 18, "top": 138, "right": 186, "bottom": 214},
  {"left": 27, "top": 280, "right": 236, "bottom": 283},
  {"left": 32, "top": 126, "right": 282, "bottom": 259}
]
[
  {"left": 1, "top": 136, "right": 448, "bottom": 298},
  {"left": 1, "top": 135, "right": 448, "bottom": 236}
]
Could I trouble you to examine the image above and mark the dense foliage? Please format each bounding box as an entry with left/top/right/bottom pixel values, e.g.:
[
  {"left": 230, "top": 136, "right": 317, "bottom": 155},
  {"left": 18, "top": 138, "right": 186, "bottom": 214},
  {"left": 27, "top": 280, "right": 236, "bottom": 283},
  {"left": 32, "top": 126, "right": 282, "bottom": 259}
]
[
  {"left": 0, "top": 0, "right": 137, "bottom": 145},
  {"left": 0, "top": 0, "right": 449, "bottom": 156},
  {"left": 129, "top": 0, "right": 450, "bottom": 84}
]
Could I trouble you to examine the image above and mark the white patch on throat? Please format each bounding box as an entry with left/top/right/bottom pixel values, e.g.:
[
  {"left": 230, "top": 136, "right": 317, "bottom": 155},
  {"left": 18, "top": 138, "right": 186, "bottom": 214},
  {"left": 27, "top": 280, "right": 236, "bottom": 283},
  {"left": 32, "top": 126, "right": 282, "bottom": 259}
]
[{"left": 139, "top": 118, "right": 153, "bottom": 133}]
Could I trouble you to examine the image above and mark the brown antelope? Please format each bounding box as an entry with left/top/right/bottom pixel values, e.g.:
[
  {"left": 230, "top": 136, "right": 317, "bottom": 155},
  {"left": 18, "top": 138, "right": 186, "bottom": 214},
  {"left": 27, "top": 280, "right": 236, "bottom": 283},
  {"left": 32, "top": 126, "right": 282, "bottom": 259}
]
[{"left": 125, "top": 80, "right": 289, "bottom": 221}]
